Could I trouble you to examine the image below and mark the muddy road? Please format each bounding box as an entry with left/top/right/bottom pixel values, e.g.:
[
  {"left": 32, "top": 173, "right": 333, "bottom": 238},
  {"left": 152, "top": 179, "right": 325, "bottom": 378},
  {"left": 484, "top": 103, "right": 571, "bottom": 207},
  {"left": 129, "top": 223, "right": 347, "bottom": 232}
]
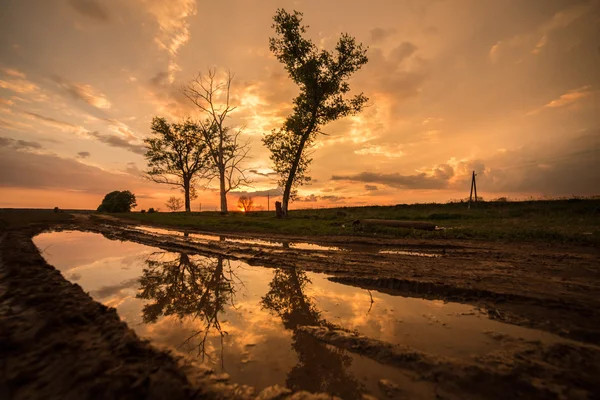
[{"left": 1, "top": 214, "right": 599, "bottom": 399}]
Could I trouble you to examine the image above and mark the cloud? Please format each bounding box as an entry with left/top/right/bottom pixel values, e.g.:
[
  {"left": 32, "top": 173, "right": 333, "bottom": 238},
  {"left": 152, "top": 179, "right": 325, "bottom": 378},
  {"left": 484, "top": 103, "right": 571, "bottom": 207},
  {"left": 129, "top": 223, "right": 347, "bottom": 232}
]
[
  {"left": 543, "top": 86, "right": 592, "bottom": 108},
  {"left": 141, "top": 0, "right": 197, "bottom": 82},
  {"left": 0, "top": 77, "right": 41, "bottom": 94},
  {"left": 354, "top": 144, "right": 404, "bottom": 158},
  {"left": 67, "top": 0, "right": 110, "bottom": 22},
  {"left": 1, "top": 68, "right": 26, "bottom": 79},
  {"left": 389, "top": 42, "right": 418, "bottom": 64},
  {"left": 51, "top": 76, "right": 111, "bottom": 109},
  {"left": 331, "top": 171, "right": 450, "bottom": 189},
  {"left": 248, "top": 169, "right": 278, "bottom": 178},
  {"left": 489, "top": 1, "right": 595, "bottom": 62},
  {"left": 0, "top": 136, "right": 42, "bottom": 150},
  {"left": 77, "top": 151, "right": 90, "bottom": 158},
  {"left": 370, "top": 28, "right": 396, "bottom": 43},
  {"left": 89, "top": 131, "right": 146, "bottom": 155},
  {"left": 230, "top": 187, "right": 282, "bottom": 198},
  {"left": 0, "top": 147, "right": 149, "bottom": 194},
  {"left": 22, "top": 111, "right": 82, "bottom": 131},
  {"left": 92, "top": 278, "right": 139, "bottom": 299},
  {"left": 365, "top": 185, "right": 378, "bottom": 191},
  {"left": 297, "top": 194, "right": 346, "bottom": 202},
  {"left": 124, "top": 162, "right": 142, "bottom": 175},
  {"left": 358, "top": 46, "right": 428, "bottom": 105}
]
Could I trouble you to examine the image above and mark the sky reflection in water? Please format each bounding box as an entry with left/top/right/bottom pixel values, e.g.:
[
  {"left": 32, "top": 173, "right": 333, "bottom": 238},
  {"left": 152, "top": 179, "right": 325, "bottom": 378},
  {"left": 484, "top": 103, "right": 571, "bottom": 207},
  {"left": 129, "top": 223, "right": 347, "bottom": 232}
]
[{"left": 34, "top": 230, "right": 563, "bottom": 398}]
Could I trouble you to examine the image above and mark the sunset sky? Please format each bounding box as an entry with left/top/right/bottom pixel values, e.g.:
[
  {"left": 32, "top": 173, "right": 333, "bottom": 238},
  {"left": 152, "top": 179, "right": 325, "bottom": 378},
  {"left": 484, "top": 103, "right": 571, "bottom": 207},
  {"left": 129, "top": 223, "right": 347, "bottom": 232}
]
[{"left": 1, "top": 0, "right": 599, "bottom": 211}]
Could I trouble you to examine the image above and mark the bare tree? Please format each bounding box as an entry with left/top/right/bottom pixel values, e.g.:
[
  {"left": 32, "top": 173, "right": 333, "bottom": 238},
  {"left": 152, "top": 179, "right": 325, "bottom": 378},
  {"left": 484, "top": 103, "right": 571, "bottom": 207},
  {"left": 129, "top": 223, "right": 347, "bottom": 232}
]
[
  {"left": 237, "top": 196, "right": 254, "bottom": 212},
  {"left": 144, "top": 117, "right": 210, "bottom": 212},
  {"left": 182, "top": 69, "right": 251, "bottom": 214},
  {"left": 165, "top": 196, "right": 184, "bottom": 212}
]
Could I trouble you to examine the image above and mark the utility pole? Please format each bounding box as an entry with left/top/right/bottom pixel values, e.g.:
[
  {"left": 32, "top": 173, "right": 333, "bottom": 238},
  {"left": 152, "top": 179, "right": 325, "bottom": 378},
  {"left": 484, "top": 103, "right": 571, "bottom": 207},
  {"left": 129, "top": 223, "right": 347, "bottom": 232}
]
[
  {"left": 199, "top": 202, "right": 202, "bottom": 212},
  {"left": 267, "top": 193, "right": 270, "bottom": 212},
  {"left": 468, "top": 171, "right": 478, "bottom": 209}
]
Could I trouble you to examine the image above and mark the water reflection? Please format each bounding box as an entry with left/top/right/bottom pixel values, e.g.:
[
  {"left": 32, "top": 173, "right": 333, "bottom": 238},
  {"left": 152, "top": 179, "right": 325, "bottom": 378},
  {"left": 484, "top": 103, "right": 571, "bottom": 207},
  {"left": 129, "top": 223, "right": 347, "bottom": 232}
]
[
  {"left": 262, "top": 268, "right": 365, "bottom": 398},
  {"left": 137, "top": 255, "right": 366, "bottom": 398},
  {"left": 137, "top": 252, "right": 241, "bottom": 363},
  {"left": 34, "top": 231, "right": 569, "bottom": 398}
]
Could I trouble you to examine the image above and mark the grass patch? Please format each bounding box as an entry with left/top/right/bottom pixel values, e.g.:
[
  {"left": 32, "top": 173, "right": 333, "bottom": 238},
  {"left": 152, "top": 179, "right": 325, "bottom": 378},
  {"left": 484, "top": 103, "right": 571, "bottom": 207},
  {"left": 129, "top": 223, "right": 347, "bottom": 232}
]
[
  {"left": 118, "top": 199, "right": 599, "bottom": 245},
  {"left": 0, "top": 208, "right": 74, "bottom": 230}
]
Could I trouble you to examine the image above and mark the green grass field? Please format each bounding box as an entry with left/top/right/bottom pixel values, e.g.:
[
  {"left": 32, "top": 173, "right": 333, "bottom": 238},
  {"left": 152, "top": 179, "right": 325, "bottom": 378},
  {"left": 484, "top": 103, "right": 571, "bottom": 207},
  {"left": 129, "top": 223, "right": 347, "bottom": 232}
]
[{"left": 117, "top": 199, "right": 599, "bottom": 245}]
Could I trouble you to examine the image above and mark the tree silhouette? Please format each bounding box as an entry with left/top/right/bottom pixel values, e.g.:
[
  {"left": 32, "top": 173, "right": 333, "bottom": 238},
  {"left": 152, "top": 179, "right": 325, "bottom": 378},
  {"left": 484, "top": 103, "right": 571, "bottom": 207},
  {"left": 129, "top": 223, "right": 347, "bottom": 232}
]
[
  {"left": 262, "top": 268, "right": 365, "bottom": 398},
  {"left": 137, "top": 252, "right": 240, "bottom": 360},
  {"left": 263, "top": 9, "right": 369, "bottom": 217},
  {"left": 237, "top": 196, "right": 254, "bottom": 212},
  {"left": 182, "top": 69, "right": 251, "bottom": 214},
  {"left": 97, "top": 190, "right": 137, "bottom": 212},
  {"left": 143, "top": 117, "right": 210, "bottom": 212}
]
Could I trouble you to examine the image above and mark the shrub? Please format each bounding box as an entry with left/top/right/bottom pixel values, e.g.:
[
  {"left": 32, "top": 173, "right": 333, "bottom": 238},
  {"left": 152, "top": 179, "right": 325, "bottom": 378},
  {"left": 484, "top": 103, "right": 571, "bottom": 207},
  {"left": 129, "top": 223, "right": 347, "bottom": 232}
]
[
  {"left": 148, "top": 207, "right": 156, "bottom": 213},
  {"left": 97, "top": 190, "right": 137, "bottom": 213}
]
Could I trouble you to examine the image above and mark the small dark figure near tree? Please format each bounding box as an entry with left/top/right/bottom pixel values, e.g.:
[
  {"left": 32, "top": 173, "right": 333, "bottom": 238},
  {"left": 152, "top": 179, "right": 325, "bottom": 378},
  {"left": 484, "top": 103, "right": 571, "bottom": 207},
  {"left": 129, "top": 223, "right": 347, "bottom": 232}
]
[
  {"left": 165, "top": 197, "right": 184, "bottom": 212},
  {"left": 263, "top": 9, "right": 369, "bottom": 217},
  {"left": 97, "top": 190, "right": 137, "bottom": 213},
  {"left": 237, "top": 196, "right": 254, "bottom": 212}
]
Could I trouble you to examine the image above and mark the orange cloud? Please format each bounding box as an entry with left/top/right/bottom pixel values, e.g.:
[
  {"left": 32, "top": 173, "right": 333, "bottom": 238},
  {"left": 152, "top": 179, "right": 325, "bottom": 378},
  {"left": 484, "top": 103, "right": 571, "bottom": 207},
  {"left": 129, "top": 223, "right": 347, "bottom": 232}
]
[{"left": 544, "top": 86, "right": 592, "bottom": 108}]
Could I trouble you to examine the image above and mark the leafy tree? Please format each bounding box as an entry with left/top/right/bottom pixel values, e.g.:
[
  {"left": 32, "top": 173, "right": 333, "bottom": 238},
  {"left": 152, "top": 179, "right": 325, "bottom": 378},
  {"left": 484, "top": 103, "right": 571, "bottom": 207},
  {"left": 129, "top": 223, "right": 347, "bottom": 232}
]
[
  {"left": 237, "top": 196, "right": 254, "bottom": 212},
  {"left": 263, "top": 9, "right": 369, "bottom": 217},
  {"left": 97, "top": 190, "right": 137, "bottom": 213},
  {"left": 262, "top": 268, "right": 365, "bottom": 397},
  {"left": 137, "top": 252, "right": 240, "bottom": 360},
  {"left": 165, "top": 196, "right": 184, "bottom": 212},
  {"left": 144, "top": 117, "right": 210, "bottom": 212},
  {"left": 182, "top": 69, "right": 251, "bottom": 214}
]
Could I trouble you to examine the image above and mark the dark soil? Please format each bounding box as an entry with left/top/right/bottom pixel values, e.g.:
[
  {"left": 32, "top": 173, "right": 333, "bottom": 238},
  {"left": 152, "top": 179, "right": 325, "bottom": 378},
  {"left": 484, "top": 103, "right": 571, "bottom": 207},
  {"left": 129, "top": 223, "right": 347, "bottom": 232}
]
[{"left": 2, "top": 212, "right": 600, "bottom": 399}]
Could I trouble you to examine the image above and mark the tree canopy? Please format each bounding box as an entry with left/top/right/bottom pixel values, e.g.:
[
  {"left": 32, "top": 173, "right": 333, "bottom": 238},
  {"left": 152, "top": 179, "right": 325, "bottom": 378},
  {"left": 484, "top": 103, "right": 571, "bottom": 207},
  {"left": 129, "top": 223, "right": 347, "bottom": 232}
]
[
  {"left": 97, "top": 190, "right": 137, "bottom": 213},
  {"left": 262, "top": 9, "right": 369, "bottom": 217},
  {"left": 144, "top": 117, "right": 210, "bottom": 212}
]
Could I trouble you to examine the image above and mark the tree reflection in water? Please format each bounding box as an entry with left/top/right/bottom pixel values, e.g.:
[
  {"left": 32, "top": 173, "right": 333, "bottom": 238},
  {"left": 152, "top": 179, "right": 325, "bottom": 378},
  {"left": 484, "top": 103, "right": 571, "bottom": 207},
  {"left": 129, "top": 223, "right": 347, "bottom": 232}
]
[
  {"left": 262, "top": 268, "right": 365, "bottom": 399},
  {"left": 136, "top": 252, "right": 241, "bottom": 363}
]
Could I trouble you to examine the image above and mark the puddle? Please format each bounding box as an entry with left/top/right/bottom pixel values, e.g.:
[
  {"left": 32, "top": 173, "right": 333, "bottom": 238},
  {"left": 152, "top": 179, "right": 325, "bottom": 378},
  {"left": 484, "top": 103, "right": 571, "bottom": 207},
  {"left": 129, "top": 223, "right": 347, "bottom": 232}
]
[
  {"left": 34, "top": 230, "right": 569, "bottom": 398},
  {"left": 378, "top": 250, "right": 440, "bottom": 258},
  {"left": 131, "top": 225, "right": 341, "bottom": 251}
]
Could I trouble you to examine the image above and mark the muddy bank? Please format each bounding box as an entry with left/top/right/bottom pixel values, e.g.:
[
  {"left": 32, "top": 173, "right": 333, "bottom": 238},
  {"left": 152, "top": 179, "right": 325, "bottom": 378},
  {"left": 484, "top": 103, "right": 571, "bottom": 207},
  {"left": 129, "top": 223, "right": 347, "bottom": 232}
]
[
  {"left": 74, "top": 218, "right": 600, "bottom": 346},
  {"left": 299, "top": 326, "right": 600, "bottom": 400},
  {"left": 0, "top": 227, "right": 335, "bottom": 400},
  {"left": 3, "top": 215, "right": 600, "bottom": 399}
]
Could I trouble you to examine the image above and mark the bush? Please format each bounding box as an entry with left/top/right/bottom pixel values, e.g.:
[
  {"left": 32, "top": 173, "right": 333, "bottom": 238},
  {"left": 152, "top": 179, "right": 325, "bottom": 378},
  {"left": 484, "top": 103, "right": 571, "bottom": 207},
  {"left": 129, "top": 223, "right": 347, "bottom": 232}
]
[
  {"left": 148, "top": 207, "right": 156, "bottom": 213},
  {"left": 53, "top": 207, "right": 60, "bottom": 213},
  {"left": 140, "top": 209, "right": 146, "bottom": 213},
  {"left": 97, "top": 190, "right": 137, "bottom": 213}
]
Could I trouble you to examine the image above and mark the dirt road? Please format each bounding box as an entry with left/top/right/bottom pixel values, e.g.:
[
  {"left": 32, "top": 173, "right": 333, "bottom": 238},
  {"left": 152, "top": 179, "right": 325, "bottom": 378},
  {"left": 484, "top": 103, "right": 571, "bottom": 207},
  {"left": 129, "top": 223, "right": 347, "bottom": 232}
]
[{"left": 1, "top": 214, "right": 599, "bottom": 399}]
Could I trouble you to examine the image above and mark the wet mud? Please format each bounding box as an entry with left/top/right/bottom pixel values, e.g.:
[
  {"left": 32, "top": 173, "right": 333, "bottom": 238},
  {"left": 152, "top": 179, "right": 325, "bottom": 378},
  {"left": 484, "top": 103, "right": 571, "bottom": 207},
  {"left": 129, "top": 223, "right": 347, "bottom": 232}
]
[{"left": 1, "top": 215, "right": 600, "bottom": 399}]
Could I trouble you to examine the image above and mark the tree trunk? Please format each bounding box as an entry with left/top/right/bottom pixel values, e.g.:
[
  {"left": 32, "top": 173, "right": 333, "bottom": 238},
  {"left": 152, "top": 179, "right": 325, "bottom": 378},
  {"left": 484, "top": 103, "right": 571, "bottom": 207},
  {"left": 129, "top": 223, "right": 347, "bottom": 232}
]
[
  {"left": 275, "top": 201, "right": 283, "bottom": 218},
  {"left": 183, "top": 177, "right": 191, "bottom": 212},
  {"left": 219, "top": 169, "right": 228, "bottom": 214},
  {"left": 281, "top": 133, "right": 311, "bottom": 217}
]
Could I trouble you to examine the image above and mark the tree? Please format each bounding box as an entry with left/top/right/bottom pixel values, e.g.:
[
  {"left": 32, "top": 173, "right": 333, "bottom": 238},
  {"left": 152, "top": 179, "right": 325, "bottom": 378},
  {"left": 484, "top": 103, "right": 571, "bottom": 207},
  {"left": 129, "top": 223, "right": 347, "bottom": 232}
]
[
  {"left": 165, "top": 196, "right": 184, "bottom": 212},
  {"left": 182, "top": 69, "right": 251, "bottom": 214},
  {"left": 97, "top": 190, "right": 137, "bottom": 213},
  {"left": 144, "top": 117, "right": 210, "bottom": 212},
  {"left": 263, "top": 9, "right": 369, "bottom": 217},
  {"left": 137, "top": 252, "right": 240, "bottom": 360},
  {"left": 237, "top": 196, "right": 254, "bottom": 212}
]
